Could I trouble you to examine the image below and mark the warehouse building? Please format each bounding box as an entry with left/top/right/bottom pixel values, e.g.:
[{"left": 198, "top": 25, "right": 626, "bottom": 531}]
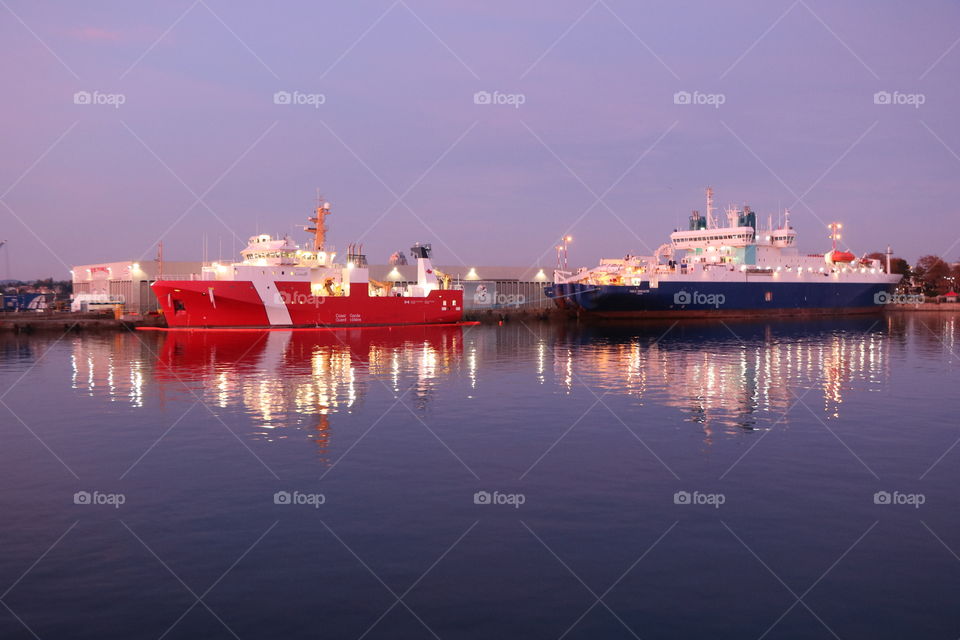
[{"left": 71, "top": 260, "right": 204, "bottom": 313}]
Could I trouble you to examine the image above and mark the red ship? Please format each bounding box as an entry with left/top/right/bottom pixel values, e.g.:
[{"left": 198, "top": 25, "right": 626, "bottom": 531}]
[{"left": 153, "top": 200, "right": 463, "bottom": 328}]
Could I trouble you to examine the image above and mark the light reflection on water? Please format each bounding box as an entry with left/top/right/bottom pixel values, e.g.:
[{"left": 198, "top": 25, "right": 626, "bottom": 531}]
[{"left": 61, "top": 313, "right": 950, "bottom": 446}]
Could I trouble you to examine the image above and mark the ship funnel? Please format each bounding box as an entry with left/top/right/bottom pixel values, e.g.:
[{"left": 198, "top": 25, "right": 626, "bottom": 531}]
[{"left": 410, "top": 243, "right": 432, "bottom": 259}]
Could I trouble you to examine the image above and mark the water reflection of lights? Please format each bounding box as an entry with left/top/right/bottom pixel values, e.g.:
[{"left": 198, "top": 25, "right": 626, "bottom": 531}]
[
  {"left": 537, "top": 341, "right": 546, "bottom": 384},
  {"left": 63, "top": 320, "right": 938, "bottom": 453},
  {"left": 129, "top": 361, "right": 143, "bottom": 408},
  {"left": 559, "top": 348, "right": 573, "bottom": 392},
  {"left": 468, "top": 347, "right": 477, "bottom": 389},
  {"left": 548, "top": 326, "right": 894, "bottom": 437},
  {"left": 418, "top": 343, "right": 438, "bottom": 380},
  {"left": 153, "top": 327, "right": 462, "bottom": 455},
  {"left": 72, "top": 340, "right": 145, "bottom": 407},
  {"left": 216, "top": 372, "right": 230, "bottom": 408},
  {"left": 67, "top": 327, "right": 465, "bottom": 462}
]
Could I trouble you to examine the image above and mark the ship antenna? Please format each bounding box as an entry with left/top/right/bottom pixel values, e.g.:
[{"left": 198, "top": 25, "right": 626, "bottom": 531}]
[{"left": 705, "top": 186, "right": 715, "bottom": 229}]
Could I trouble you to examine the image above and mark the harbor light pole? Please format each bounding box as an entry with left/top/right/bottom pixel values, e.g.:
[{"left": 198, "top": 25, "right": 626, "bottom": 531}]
[
  {"left": 827, "top": 222, "right": 842, "bottom": 252},
  {"left": 556, "top": 235, "right": 572, "bottom": 271}
]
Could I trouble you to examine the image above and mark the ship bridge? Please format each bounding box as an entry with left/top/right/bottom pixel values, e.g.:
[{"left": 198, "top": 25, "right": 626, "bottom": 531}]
[{"left": 670, "top": 226, "right": 756, "bottom": 249}]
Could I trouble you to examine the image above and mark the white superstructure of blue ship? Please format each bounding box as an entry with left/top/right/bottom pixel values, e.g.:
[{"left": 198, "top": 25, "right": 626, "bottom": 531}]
[{"left": 546, "top": 188, "right": 901, "bottom": 318}]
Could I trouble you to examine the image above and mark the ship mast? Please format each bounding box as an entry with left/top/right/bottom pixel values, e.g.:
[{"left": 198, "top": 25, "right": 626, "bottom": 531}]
[
  {"left": 705, "top": 186, "right": 716, "bottom": 229},
  {"left": 306, "top": 190, "right": 332, "bottom": 253}
]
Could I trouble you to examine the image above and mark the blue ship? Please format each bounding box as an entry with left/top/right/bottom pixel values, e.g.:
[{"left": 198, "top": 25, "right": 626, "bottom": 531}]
[{"left": 546, "top": 188, "right": 901, "bottom": 318}]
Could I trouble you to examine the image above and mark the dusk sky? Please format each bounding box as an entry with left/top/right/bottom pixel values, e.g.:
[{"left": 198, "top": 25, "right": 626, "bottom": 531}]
[{"left": 2, "top": 0, "right": 959, "bottom": 278}]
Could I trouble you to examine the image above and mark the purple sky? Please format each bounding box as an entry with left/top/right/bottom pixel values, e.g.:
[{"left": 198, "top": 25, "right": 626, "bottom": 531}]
[{"left": 2, "top": 0, "right": 959, "bottom": 279}]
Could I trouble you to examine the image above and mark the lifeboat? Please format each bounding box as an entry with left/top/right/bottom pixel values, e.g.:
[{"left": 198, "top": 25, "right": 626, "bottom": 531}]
[{"left": 825, "top": 250, "right": 855, "bottom": 265}]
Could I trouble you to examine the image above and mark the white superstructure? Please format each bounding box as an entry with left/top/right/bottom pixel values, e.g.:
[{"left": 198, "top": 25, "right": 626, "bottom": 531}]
[
  {"left": 196, "top": 202, "right": 443, "bottom": 299},
  {"left": 555, "top": 188, "right": 897, "bottom": 288}
]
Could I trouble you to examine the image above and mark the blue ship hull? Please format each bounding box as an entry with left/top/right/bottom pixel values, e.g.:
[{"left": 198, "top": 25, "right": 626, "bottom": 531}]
[{"left": 545, "top": 280, "right": 896, "bottom": 318}]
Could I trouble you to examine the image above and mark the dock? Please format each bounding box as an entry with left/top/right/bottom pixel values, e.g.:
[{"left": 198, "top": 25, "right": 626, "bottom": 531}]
[{"left": 0, "top": 312, "right": 164, "bottom": 334}]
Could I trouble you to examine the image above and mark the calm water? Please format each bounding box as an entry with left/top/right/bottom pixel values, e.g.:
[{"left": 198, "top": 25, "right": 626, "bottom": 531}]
[{"left": 1, "top": 314, "right": 959, "bottom": 639}]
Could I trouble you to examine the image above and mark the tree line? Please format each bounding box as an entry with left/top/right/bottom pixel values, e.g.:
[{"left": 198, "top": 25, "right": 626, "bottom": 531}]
[{"left": 866, "top": 253, "right": 959, "bottom": 296}]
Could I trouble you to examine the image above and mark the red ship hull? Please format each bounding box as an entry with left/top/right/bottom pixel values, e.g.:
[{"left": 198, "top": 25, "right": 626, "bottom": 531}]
[{"left": 153, "top": 280, "right": 463, "bottom": 328}]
